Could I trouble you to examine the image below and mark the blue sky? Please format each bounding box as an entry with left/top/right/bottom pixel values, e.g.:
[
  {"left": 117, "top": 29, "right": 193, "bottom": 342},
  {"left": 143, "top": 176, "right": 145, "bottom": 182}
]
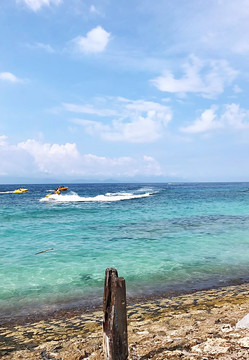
[{"left": 1, "top": 0, "right": 249, "bottom": 183}]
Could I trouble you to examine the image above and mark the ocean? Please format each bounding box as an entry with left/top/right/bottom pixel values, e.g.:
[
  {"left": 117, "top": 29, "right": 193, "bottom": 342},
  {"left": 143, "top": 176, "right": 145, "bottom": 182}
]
[{"left": 1, "top": 182, "right": 249, "bottom": 321}]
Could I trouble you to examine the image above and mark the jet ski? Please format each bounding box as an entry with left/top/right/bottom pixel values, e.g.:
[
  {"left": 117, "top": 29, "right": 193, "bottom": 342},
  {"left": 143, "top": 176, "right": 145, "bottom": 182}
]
[
  {"left": 45, "top": 186, "right": 68, "bottom": 198},
  {"left": 14, "top": 188, "right": 28, "bottom": 193},
  {"left": 56, "top": 186, "right": 68, "bottom": 191}
]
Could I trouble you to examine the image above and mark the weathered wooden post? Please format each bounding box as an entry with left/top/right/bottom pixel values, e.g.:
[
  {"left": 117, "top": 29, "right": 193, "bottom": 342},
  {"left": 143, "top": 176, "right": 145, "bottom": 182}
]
[{"left": 103, "top": 268, "right": 128, "bottom": 360}]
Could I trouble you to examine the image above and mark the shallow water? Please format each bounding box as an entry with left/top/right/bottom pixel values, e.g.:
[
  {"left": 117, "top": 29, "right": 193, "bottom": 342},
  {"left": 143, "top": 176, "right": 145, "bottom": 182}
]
[{"left": 1, "top": 182, "right": 249, "bottom": 319}]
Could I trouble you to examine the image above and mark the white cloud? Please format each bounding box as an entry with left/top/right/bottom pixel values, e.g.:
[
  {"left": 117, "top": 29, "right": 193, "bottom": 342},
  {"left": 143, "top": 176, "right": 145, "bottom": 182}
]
[
  {"left": 0, "top": 135, "right": 8, "bottom": 146},
  {"left": 18, "top": 140, "right": 80, "bottom": 174},
  {"left": 72, "top": 26, "right": 110, "bottom": 54},
  {"left": 27, "top": 42, "right": 55, "bottom": 53},
  {"left": 67, "top": 98, "right": 172, "bottom": 143},
  {"left": 72, "top": 119, "right": 110, "bottom": 136},
  {"left": 233, "top": 85, "right": 242, "bottom": 94},
  {"left": 90, "top": 5, "right": 96, "bottom": 12},
  {"left": 0, "top": 137, "right": 162, "bottom": 178},
  {"left": 151, "top": 0, "right": 249, "bottom": 56},
  {"left": 63, "top": 103, "right": 117, "bottom": 117},
  {"left": 0, "top": 137, "right": 35, "bottom": 176},
  {"left": 17, "top": 0, "right": 62, "bottom": 11},
  {"left": 233, "top": 41, "right": 249, "bottom": 54},
  {"left": 89, "top": 5, "right": 100, "bottom": 14},
  {"left": 180, "top": 103, "right": 249, "bottom": 134},
  {"left": 180, "top": 108, "right": 222, "bottom": 134},
  {"left": 221, "top": 104, "right": 249, "bottom": 130},
  {"left": 200, "top": 1, "right": 249, "bottom": 55},
  {"left": 142, "top": 155, "right": 162, "bottom": 175},
  {"left": 152, "top": 56, "right": 238, "bottom": 98},
  {"left": 0, "top": 72, "right": 22, "bottom": 83}
]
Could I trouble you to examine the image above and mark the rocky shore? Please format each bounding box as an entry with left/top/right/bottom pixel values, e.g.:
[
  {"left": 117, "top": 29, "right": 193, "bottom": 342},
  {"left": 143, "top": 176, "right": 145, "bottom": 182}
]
[{"left": 1, "top": 283, "right": 249, "bottom": 359}]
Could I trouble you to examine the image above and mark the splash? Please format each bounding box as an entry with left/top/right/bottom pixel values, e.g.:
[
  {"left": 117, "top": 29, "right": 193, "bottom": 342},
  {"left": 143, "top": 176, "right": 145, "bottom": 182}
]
[{"left": 40, "top": 190, "right": 153, "bottom": 203}]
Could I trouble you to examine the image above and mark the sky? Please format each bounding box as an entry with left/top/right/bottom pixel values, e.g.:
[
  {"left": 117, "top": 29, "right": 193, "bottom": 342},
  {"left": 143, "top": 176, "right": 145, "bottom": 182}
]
[{"left": 1, "top": 0, "right": 249, "bottom": 183}]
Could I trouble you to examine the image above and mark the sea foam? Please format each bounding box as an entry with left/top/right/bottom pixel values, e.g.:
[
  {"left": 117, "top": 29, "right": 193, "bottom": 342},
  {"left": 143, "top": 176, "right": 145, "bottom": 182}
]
[{"left": 40, "top": 190, "right": 153, "bottom": 202}]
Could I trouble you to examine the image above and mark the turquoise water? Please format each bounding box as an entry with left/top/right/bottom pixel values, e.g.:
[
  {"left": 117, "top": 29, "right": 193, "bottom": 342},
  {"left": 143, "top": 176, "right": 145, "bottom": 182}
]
[{"left": 1, "top": 182, "right": 249, "bottom": 320}]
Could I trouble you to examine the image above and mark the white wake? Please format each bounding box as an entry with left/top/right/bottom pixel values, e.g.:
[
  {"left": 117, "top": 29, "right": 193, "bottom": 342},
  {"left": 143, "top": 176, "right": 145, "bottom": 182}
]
[{"left": 40, "top": 190, "right": 153, "bottom": 203}]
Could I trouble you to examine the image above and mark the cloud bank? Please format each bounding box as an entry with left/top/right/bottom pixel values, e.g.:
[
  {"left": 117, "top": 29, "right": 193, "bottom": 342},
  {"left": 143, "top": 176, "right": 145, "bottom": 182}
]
[{"left": 0, "top": 137, "right": 162, "bottom": 178}]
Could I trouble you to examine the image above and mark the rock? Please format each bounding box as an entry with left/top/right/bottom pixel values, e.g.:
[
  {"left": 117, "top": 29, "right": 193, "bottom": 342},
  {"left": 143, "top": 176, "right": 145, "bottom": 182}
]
[
  {"left": 238, "top": 337, "right": 249, "bottom": 348},
  {"left": 236, "top": 314, "right": 249, "bottom": 329},
  {"left": 136, "top": 330, "right": 149, "bottom": 335},
  {"left": 191, "top": 338, "right": 230, "bottom": 355},
  {"left": 221, "top": 324, "right": 233, "bottom": 332}
]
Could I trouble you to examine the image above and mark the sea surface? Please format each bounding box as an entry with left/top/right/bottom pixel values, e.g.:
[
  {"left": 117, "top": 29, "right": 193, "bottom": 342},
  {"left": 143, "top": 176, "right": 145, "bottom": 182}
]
[{"left": 1, "top": 182, "right": 249, "bottom": 321}]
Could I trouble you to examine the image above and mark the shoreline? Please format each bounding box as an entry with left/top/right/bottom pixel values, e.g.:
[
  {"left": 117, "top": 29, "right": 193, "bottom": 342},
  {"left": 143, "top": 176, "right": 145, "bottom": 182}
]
[
  {"left": 2, "top": 276, "right": 249, "bottom": 327},
  {"left": 1, "top": 282, "right": 249, "bottom": 359}
]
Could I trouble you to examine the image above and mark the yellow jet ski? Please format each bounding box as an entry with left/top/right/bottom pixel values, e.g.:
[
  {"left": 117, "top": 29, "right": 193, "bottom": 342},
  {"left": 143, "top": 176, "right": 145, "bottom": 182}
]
[
  {"left": 14, "top": 188, "right": 28, "bottom": 193},
  {"left": 45, "top": 186, "right": 68, "bottom": 198},
  {"left": 56, "top": 186, "right": 68, "bottom": 191}
]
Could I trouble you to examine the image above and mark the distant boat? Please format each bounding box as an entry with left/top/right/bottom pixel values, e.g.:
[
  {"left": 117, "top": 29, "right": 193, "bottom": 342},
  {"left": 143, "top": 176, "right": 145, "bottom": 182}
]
[{"left": 14, "top": 188, "right": 28, "bottom": 193}]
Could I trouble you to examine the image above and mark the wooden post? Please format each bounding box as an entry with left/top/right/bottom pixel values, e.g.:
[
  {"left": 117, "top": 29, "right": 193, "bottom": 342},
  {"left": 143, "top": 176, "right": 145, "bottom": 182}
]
[{"left": 103, "top": 268, "right": 128, "bottom": 360}]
